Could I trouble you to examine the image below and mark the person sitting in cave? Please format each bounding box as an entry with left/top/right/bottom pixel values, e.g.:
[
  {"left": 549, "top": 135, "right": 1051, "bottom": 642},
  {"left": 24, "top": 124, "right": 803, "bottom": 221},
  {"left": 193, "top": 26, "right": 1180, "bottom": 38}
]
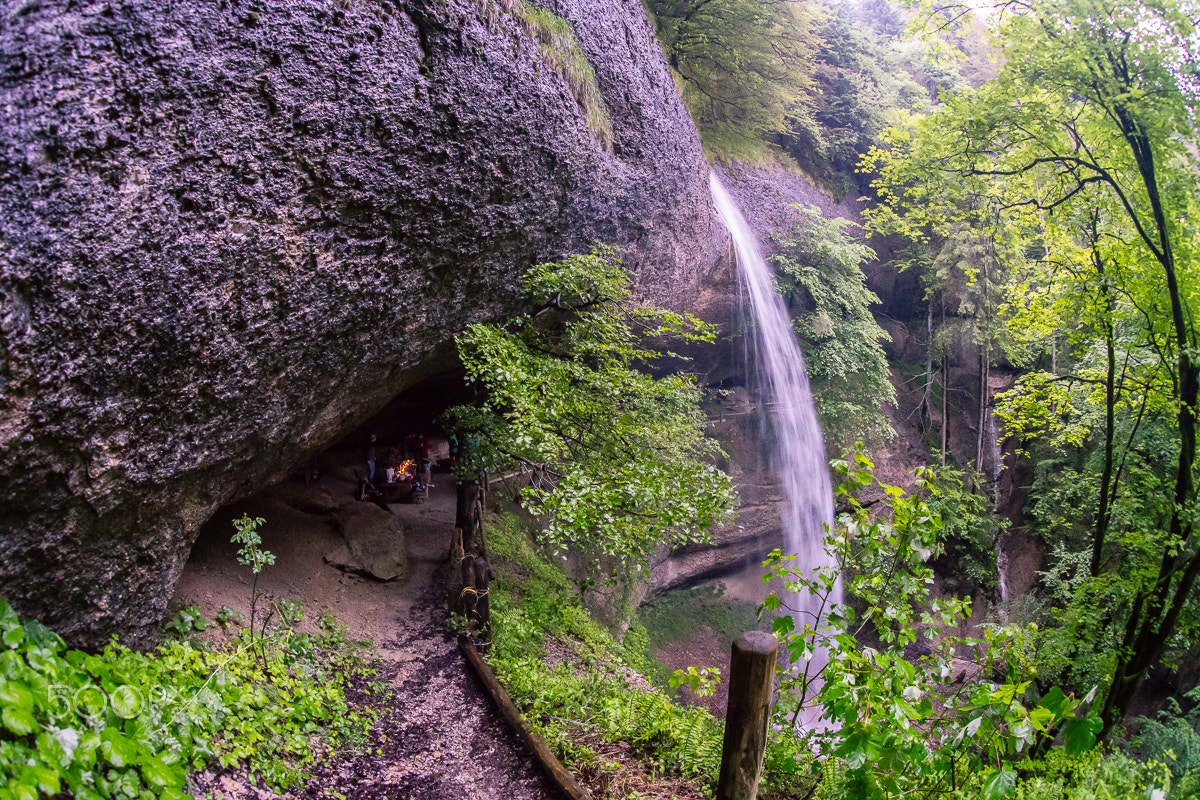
[{"left": 366, "top": 433, "right": 377, "bottom": 484}]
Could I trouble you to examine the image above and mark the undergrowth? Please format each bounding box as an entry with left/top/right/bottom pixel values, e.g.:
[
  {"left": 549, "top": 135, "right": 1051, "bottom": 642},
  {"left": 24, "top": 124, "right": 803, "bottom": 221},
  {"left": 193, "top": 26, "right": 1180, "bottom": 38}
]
[
  {"left": 485, "top": 510, "right": 724, "bottom": 795},
  {"left": 484, "top": 509, "right": 815, "bottom": 798},
  {"left": 633, "top": 583, "right": 762, "bottom": 688},
  {"left": 0, "top": 599, "right": 376, "bottom": 800}
]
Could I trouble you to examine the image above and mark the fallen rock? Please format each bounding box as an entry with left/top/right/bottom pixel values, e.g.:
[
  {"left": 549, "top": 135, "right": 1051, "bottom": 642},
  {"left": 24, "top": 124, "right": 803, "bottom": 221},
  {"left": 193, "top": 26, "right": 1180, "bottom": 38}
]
[{"left": 326, "top": 504, "right": 407, "bottom": 581}]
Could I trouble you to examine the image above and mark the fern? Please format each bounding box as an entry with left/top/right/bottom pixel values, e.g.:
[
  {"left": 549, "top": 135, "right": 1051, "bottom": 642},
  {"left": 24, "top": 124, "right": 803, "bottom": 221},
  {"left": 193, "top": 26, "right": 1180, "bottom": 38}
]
[{"left": 674, "top": 709, "right": 722, "bottom": 779}]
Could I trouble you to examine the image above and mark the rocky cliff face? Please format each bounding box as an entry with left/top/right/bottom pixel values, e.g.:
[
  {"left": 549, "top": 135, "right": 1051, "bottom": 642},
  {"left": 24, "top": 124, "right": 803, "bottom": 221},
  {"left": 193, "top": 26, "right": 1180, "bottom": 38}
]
[{"left": 0, "top": 0, "right": 724, "bottom": 646}]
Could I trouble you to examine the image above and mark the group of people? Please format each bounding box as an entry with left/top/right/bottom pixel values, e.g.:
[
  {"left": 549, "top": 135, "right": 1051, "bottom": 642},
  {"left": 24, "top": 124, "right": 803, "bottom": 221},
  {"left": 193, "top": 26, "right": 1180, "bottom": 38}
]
[{"left": 366, "top": 432, "right": 433, "bottom": 489}]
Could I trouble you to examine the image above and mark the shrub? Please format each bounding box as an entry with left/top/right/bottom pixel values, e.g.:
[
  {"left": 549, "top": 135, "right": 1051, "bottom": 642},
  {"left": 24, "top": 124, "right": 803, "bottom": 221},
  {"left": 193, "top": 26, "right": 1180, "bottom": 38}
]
[{"left": 0, "top": 599, "right": 372, "bottom": 800}]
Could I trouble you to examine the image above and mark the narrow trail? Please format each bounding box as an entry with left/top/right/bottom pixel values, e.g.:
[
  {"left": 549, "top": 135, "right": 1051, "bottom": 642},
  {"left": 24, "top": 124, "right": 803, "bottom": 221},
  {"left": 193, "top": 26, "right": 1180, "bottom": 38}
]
[{"left": 174, "top": 469, "right": 559, "bottom": 800}]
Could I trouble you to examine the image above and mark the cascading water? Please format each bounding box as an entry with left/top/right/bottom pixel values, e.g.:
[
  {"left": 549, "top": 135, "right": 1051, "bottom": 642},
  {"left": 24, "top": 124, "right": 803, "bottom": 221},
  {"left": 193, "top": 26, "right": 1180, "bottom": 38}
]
[{"left": 710, "top": 173, "right": 838, "bottom": 720}]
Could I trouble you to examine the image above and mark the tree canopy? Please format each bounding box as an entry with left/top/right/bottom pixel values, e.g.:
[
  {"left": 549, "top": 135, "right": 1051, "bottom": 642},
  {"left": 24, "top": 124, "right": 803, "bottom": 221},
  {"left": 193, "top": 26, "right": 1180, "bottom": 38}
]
[
  {"left": 444, "top": 245, "right": 737, "bottom": 572},
  {"left": 864, "top": 0, "right": 1200, "bottom": 738},
  {"left": 772, "top": 203, "right": 897, "bottom": 450}
]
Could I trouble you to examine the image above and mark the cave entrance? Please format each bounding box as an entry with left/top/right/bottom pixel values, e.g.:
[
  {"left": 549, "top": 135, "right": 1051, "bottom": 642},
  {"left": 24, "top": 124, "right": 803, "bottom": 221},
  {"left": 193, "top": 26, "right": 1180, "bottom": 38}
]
[{"left": 169, "top": 369, "right": 474, "bottom": 655}]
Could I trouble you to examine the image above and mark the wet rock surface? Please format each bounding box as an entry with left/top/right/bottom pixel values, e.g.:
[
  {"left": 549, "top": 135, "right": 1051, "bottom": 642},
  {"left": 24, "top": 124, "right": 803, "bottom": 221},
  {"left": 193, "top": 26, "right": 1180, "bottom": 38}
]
[{"left": 0, "top": 0, "right": 722, "bottom": 645}]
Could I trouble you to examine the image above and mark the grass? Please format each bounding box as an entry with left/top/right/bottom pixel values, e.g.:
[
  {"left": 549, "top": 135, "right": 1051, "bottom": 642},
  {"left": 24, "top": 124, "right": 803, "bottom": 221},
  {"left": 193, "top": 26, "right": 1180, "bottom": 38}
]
[
  {"left": 632, "top": 582, "right": 764, "bottom": 687},
  {"left": 478, "top": 0, "right": 613, "bottom": 148},
  {"left": 483, "top": 508, "right": 726, "bottom": 797}
]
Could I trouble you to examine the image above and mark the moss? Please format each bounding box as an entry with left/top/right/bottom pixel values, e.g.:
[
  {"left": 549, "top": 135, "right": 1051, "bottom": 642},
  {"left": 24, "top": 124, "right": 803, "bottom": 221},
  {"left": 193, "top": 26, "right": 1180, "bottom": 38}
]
[
  {"left": 639, "top": 583, "right": 762, "bottom": 648},
  {"left": 630, "top": 582, "right": 764, "bottom": 688}
]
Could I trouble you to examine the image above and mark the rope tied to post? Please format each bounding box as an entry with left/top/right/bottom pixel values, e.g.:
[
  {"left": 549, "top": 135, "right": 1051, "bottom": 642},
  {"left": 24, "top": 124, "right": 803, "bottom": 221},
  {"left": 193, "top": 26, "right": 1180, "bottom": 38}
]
[{"left": 458, "top": 586, "right": 490, "bottom": 603}]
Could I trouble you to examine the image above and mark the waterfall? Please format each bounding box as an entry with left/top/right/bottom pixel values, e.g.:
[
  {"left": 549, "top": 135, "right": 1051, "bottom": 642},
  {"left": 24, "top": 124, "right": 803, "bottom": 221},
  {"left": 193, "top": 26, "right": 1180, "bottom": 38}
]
[{"left": 710, "top": 174, "right": 838, "bottom": 714}]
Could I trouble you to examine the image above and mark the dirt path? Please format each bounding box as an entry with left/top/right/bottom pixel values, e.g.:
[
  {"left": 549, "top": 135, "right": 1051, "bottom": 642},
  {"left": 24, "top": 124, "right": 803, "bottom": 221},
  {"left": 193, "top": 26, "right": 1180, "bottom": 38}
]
[{"left": 172, "top": 469, "right": 559, "bottom": 800}]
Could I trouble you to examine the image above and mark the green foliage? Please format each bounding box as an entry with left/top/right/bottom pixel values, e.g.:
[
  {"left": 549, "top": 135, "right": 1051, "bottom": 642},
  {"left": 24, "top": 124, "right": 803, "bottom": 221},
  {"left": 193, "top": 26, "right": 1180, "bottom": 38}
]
[
  {"left": 637, "top": 583, "right": 761, "bottom": 653},
  {"left": 646, "top": 0, "right": 820, "bottom": 148},
  {"left": 487, "top": 559, "right": 726, "bottom": 790},
  {"left": 231, "top": 514, "right": 276, "bottom": 661},
  {"left": 667, "top": 666, "right": 720, "bottom": 698},
  {"left": 631, "top": 582, "right": 760, "bottom": 689},
  {"left": 864, "top": 0, "right": 1200, "bottom": 734},
  {"left": 0, "top": 599, "right": 372, "bottom": 800},
  {"left": 783, "top": 0, "right": 930, "bottom": 193},
  {"left": 926, "top": 465, "right": 1004, "bottom": 594},
  {"left": 772, "top": 203, "right": 896, "bottom": 451},
  {"left": 163, "top": 606, "right": 207, "bottom": 639},
  {"left": 231, "top": 514, "right": 272, "bottom": 575},
  {"left": 444, "top": 245, "right": 737, "bottom": 573},
  {"left": 1012, "top": 747, "right": 1171, "bottom": 800},
  {"left": 275, "top": 598, "right": 304, "bottom": 628},
  {"left": 762, "top": 449, "right": 1100, "bottom": 798},
  {"left": 1132, "top": 688, "right": 1200, "bottom": 798},
  {"left": 215, "top": 605, "right": 243, "bottom": 631},
  {"left": 482, "top": 508, "right": 728, "bottom": 789}
]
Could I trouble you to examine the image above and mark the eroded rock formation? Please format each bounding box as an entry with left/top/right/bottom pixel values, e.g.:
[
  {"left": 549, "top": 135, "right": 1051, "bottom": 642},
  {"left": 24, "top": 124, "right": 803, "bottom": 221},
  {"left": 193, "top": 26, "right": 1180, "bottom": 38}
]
[{"left": 0, "top": 0, "right": 723, "bottom": 645}]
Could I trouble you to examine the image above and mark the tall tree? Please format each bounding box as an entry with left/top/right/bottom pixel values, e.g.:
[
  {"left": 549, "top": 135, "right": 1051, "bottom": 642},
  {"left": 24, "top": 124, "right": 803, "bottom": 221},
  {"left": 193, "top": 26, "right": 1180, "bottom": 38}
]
[
  {"left": 646, "top": 0, "right": 820, "bottom": 145},
  {"left": 443, "top": 245, "right": 737, "bottom": 574},
  {"left": 772, "top": 203, "right": 897, "bottom": 452}
]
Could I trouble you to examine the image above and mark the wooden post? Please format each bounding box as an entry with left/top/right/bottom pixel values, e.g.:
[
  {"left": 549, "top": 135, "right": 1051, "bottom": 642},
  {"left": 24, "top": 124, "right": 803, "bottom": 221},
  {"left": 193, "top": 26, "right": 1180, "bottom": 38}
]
[
  {"left": 473, "top": 557, "right": 490, "bottom": 636},
  {"left": 459, "top": 558, "right": 477, "bottom": 620},
  {"left": 456, "top": 481, "right": 483, "bottom": 555},
  {"left": 716, "top": 631, "right": 777, "bottom": 800},
  {"left": 476, "top": 489, "right": 492, "bottom": 574}
]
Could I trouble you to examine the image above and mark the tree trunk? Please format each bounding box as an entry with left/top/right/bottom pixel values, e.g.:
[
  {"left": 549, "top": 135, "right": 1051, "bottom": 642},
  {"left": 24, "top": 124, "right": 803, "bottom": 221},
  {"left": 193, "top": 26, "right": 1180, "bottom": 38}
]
[
  {"left": 941, "top": 301, "right": 948, "bottom": 467},
  {"left": 1091, "top": 252, "right": 1117, "bottom": 579},
  {"left": 976, "top": 349, "right": 988, "bottom": 478},
  {"left": 921, "top": 296, "right": 934, "bottom": 432},
  {"left": 1099, "top": 117, "right": 1199, "bottom": 739}
]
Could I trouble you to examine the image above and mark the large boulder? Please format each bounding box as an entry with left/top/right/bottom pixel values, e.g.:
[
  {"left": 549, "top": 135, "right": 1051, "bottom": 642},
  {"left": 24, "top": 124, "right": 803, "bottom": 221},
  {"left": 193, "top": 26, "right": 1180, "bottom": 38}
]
[
  {"left": 326, "top": 503, "right": 406, "bottom": 583},
  {"left": 0, "top": 0, "right": 725, "bottom": 645}
]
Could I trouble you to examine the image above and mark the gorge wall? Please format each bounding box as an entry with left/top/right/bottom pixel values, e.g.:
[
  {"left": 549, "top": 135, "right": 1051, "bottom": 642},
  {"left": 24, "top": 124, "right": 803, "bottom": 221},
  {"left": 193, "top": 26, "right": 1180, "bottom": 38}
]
[{"left": 0, "top": 0, "right": 725, "bottom": 646}]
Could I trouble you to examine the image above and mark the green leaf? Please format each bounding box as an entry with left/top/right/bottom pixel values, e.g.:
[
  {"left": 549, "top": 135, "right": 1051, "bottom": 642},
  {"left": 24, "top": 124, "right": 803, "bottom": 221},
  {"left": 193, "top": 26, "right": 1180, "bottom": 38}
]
[
  {"left": 1063, "top": 714, "right": 1101, "bottom": 755},
  {"left": 141, "top": 756, "right": 184, "bottom": 789},
  {"left": 22, "top": 620, "right": 64, "bottom": 651},
  {"left": 2, "top": 624, "right": 25, "bottom": 650},
  {"left": 1038, "top": 686, "right": 1070, "bottom": 716},
  {"left": 983, "top": 768, "right": 1017, "bottom": 800},
  {"left": 0, "top": 680, "right": 34, "bottom": 712},
  {"left": 8, "top": 784, "right": 37, "bottom": 800},
  {"left": 2, "top": 706, "right": 38, "bottom": 736},
  {"left": 20, "top": 765, "right": 61, "bottom": 796},
  {"left": 110, "top": 685, "right": 143, "bottom": 719},
  {"left": 100, "top": 728, "right": 137, "bottom": 767}
]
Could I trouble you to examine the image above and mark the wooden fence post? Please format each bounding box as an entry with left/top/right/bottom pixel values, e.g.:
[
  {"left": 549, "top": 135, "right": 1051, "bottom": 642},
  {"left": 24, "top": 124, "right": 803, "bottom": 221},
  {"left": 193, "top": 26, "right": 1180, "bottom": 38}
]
[{"left": 716, "top": 631, "right": 778, "bottom": 800}]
